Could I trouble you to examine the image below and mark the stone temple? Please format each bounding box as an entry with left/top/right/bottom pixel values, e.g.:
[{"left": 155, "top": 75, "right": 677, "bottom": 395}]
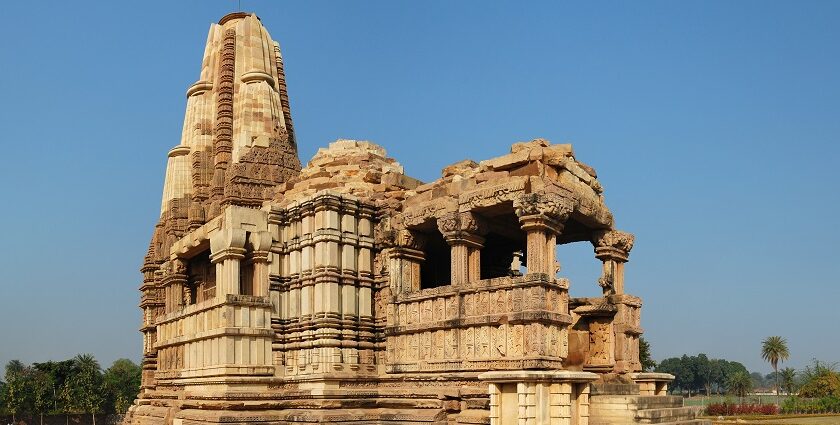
[{"left": 127, "top": 12, "right": 709, "bottom": 425}]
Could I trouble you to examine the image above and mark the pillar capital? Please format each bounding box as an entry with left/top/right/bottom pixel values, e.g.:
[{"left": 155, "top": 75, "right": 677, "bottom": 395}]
[
  {"left": 161, "top": 258, "right": 188, "bottom": 282},
  {"left": 437, "top": 211, "right": 486, "bottom": 248},
  {"left": 210, "top": 247, "right": 246, "bottom": 263},
  {"left": 592, "top": 229, "right": 635, "bottom": 262},
  {"left": 513, "top": 193, "right": 574, "bottom": 234}
]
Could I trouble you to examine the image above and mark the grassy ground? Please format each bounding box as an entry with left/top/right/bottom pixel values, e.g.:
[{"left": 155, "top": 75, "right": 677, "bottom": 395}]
[
  {"left": 685, "top": 395, "right": 787, "bottom": 406},
  {"left": 708, "top": 414, "right": 840, "bottom": 424}
]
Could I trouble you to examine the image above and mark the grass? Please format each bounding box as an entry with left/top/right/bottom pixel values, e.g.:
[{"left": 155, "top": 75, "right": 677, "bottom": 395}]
[
  {"left": 708, "top": 414, "right": 840, "bottom": 424},
  {"left": 685, "top": 395, "right": 786, "bottom": 407}
]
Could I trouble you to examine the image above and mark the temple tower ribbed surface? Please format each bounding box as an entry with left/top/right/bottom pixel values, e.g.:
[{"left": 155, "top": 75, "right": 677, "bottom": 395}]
[{"left": 158, "top": 12, "right": 300, "bottom": 221}]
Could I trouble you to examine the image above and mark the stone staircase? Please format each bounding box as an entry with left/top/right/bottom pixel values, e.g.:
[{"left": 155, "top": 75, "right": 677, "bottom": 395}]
[{"left": 590, "top": 395, "right": 710, "bottom": 425}]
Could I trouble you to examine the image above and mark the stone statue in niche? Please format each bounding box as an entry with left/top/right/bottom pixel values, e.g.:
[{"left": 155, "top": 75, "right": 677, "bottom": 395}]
[{"left": 509, "top": 251, "right": 523, "bottom": 276}]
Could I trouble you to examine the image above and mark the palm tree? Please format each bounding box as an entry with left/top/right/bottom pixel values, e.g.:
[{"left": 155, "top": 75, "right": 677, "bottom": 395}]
[
  {"left": 4, "top": 360, "right": 25, "bottom": 378},
  {"left": 761, "top": 336, "right": 790, "bottom": 404},
  {"left": 779, "top": 367, "right": 797, "bottom": 396},
  {"left": 73, "top": 354, "right": 100, "bottom": 373}
]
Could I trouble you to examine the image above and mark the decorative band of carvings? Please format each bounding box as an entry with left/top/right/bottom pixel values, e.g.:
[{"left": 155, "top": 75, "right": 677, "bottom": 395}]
[
  {"left": 394, "top": 275, "right": 568, "bottom": 303},
  {"left": 279, "top": 232, "right": 376, "bottom": 251},
  {"left": 272, "top": 317, "right": 377, "bottom": 331},
  {"left": 155, "top": 365, "right": 274, "bottom": 380},
  {"left": 155, "top": 327, "right": 273, "bottom": 349},
  {"left": 385, "top": 312, "right": 573, "bottom": 335},
  {"left": 386, "top": 358, "right": 564, "bottom": 374},
  {"left": 156, "top": 294, "right": 271, "bottom": 325},
  {"left": 276, "top": 271, "right": 375, "bottom": 288},
  {"left": 276, "top": 192, "right": 378, "bottom": 219}
]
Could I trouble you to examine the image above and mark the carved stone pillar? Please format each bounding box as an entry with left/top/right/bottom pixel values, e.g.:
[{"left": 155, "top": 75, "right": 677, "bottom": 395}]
[
  {"left": 513, "top": 194, "right": 574, "bottom": 275},
  {"left": 610, "top": 294, "right": 643, "bottom": 374},
  {"left": 437, "top": 212, "right": 485, "bottom": 285},
  {"left": 162, "top": 259, "right": 187, "bottom": 313},
  {"left": 383, "top": 229, "right": 426, "bottom": 293},
  {"left": 249, "top": 230, "right": 273, "bottom": 297},
  {"left": 592, "top": 230, "right": 634, "bottom": 295},
  {"left": 210, "top": 228, "right": 247, "bottom": 297}
]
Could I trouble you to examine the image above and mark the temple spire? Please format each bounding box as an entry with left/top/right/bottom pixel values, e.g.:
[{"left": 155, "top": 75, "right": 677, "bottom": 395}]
[{"left": 159, "top": 12, "right": 301, "bottom": 221}]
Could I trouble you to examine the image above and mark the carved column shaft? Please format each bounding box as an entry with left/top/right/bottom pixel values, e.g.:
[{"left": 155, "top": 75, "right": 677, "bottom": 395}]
[
  {"left": 514, "top": 194, "right": 573, "bottom": 276},
  {"left": 163, "top": 259, "right": 187, "bottom": 313},
  {"left": 384, "top": 229, "right": 426, "bottom": 293},
  {"left": 593, "top": 230, "right": 634, "bottom": 295},
  {"left": 252, "top": 251, "right": 270, "bottom": 297},
  {"left": 450, "top": 244, "right": 470, "bottom": 285},
  {"left": 211, "top": 248, "right": 246, "bottom": 297},
  {"left": 438, "top": 212, "right": 485, "bottom": 285}
]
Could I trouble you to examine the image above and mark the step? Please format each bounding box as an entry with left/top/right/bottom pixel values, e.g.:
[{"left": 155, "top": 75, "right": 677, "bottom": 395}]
[
  {"left": 635, "top": 406, "right": 704, "bottom": 424},
  {"left": 634, "top": 396, "right": 685, "bottom": 410}
]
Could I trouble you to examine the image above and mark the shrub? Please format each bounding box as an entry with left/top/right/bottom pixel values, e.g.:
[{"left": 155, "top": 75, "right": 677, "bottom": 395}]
[
  {"left": 706, "top": 403, "right": 778, "bottom": 416},
  {"left": 798, "top": 373, "right": 840, "bottom": 398},
  {"left": 781, "top": 396, "right": 840, "bottom": 413}
]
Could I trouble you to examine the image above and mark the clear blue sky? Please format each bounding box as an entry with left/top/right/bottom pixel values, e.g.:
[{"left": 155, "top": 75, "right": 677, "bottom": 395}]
[{"left": 0, "top": 1, "right": 837, "bottom": 374}]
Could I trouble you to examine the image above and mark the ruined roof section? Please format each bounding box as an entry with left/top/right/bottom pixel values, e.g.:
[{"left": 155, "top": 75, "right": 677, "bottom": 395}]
[
  {"left": 275, "top": 139, "right": 422, "bottom": 211},
  {"left": 398, "top": 138, "right": 613, "bottom": 234}
]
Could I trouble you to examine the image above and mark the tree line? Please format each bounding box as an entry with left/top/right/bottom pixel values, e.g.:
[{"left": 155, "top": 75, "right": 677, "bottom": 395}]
[
  {"left": 654, "top": 353, "right": 751, "bottom": 396},
  {"left": 639, "top": 336, "right": 840, "bottom": 414},
  {"left": 0, "top": 355, "right": 140, "bottom": 425}
]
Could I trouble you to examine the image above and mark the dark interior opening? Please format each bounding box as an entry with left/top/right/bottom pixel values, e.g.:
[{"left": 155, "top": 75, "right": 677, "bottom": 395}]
[
  {"left": 240, "top": 260, "right": 254, "bottom": 295},
  {"left": 420, "top": 229, "right": 451, "bottom": 289},
  {"left": 187, "top": 251, "right": 215, "bottom": 304},
  {"left": 480, "top": 233, "right": 524, "bottom": 279}
]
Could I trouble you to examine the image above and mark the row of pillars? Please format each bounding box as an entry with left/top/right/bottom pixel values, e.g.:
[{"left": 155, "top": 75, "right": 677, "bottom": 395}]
[
  {"left": 391, "top": 193, "right": 634, "bottom": 295},
  {"left": 161, "top": 229, "right": 273, "bottom": 314}
]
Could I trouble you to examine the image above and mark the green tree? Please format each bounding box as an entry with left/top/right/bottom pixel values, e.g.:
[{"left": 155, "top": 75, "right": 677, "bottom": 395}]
[
  {"left": 707, "top": 359, "right": 725, "bottom": 394},
  {"left": 750, "top": 371, "right": 766, "bottom": 389},
  {"left": 32, "top": 360, "right": 74, "bottom": 414},
  {"left": 31, "top": 370, "right": 55, "bottom": 425},
  {"left": 694, "top": 354, "right": 712, "bottom": 396},
  {"left": 761, "top": 336, "right": 790, "bottom": 403},
  {"left": 779, "top": 367, "right": 797, "bottom": 396},
  {"left": 103, "top": 359, "right": 141, "bottom": 414},
  {"left": 639, "top": 338, "right": 656, "bottom": 372},
  {"left": 727, "top": 371, "right": 753, "bottom": 403},
  {"left": 798, "top": 359, "right": 840, "bottom": 398},
  {"left": 4, "top": 360, "right": 33, "bottom": 423},
  {"left": 62, "top": 354, "right": 105, "bottom": 425},
  {"left": 656, "top": 357, "right": 685, "bottom": 394},
  {"left": 0, "top": 379, "right": 6, "bottom": 415}
]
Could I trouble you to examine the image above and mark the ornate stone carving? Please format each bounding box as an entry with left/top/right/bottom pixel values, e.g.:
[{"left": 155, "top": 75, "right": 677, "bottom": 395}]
[
  {"left": 513, "top": 193, "right": 575, "bottom": 221},
  {"left": 436, "top": 211, "right": 485, "bottom": 241},
  {"left": 593, "top": 230, "right": 635, "bottom": 254}
]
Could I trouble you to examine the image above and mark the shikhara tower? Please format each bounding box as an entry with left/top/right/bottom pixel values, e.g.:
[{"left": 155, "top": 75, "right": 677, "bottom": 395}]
[{"left": 130, "top": 12, "right": 708, "bottom": 425}]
